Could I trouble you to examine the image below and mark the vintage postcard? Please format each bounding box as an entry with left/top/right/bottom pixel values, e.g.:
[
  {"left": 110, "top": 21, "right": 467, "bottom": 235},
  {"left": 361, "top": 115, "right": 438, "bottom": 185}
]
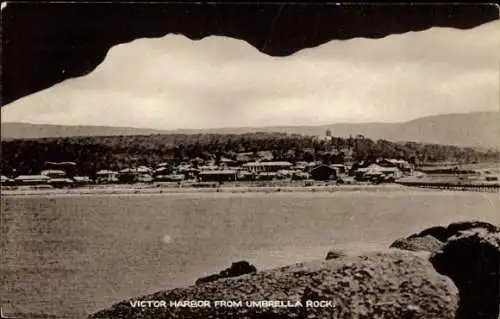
[{"left": 1, "top": 3, "right": 499, "bottom": 319}]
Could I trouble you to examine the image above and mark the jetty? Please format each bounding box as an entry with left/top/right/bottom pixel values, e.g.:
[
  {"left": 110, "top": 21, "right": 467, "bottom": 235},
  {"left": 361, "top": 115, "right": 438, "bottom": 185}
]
[
  {"left": 397, "top": 173, "right": 499, "bottom": 192},
  {"left": 397, "top": 180, "right": 499, "bottom": 192}
]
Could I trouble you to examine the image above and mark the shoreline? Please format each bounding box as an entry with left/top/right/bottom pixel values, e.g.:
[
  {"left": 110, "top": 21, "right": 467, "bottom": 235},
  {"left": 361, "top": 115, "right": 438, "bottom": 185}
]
[
  {"left": 3, "top": 180, "right": 498, "bottom": 195},
  {"left": 0, "top": 183, "right": 430, "bottom": 197}
]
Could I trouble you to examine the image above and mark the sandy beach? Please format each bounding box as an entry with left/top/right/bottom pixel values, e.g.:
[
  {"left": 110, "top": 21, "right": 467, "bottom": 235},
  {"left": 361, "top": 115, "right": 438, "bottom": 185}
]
[{"left": 0, "top": 183, "right": 430, "bottom": 197}]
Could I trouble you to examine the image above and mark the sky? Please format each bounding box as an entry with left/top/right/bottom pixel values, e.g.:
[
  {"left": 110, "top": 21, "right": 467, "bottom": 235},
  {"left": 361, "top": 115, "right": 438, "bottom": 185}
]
[{"left": 1, "top": 19, "right": 499, "bottom": 129}]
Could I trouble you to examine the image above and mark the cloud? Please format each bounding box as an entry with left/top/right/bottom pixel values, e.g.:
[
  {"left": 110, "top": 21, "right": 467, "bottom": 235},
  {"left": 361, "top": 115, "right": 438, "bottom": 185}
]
[{"left": 2, "top": 19, "right": 499, "bottom": 129}]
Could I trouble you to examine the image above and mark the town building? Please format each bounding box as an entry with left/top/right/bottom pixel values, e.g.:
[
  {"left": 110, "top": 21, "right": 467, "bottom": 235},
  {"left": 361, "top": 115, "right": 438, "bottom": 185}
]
[
  {"left": 14, "top": 175, "right": 50, "bottom": 186},
  {"left": 310, "top": 165, "right": 337, "bottom": 181},
  {"left": 118, "top": 167, "right": 153, "bottom": 183},
  {"left": 235, "top": 152, "right": 255, "bottom": 163},
  {"left": 154, "top": 174, "right": 185, "bottom": 182},
  {"left": 256, "top": 172, "right": 278, "bottom": 181},
  {"left": 178, "top": 167, "right": 200, "bottom": 180},
  {"left": 198, "top": 170, "right": 237, "bottom": 182},
  {"left": 242, "top": 161, "right": 293, "bottom": 173},
  {"left": 73, "top": 176, "right": 93, "bottom": 186},
  {"left": 276, "top": 169, "right": 295, "bottom": 179},
  {"left": 291, "top": 171, "right": 310, "bottom": 180},
  {"left": 96, "top": 170, "right": 119, "bottom": 184},
  {"left": 237, "top": 171, "right": 255, "bottom": 181},
  {"left": 153, "top": 167, "right": 171, "bottom": 177},
  {"left": 40, "top": 170, "right": 67, "bottom": 178},
  {"left": 256, "top": 151, "right": 274, "bottom": 161},
  {"left": 356, "top": 163, "right": 403, "bottom": 181},
  {"left": 48, "top": 178, "right": 74, "bottom": 188},
  {"left": 378, "top": 159, "right": 413, "bottom": 173},
  {"left": 1, "top": 175, "right": 15, "bottom": 186},
  {"left": 44, "top": 161, "right": 77, "bottom": 177},
  {"left": 330, "top": 164, "right": 347, "bottom": 175},
  {"left": 219, "top": 157, "right": 236, "bottom": 166},
  {"left": 118, "top": 169, "right": 138, "bottom": 184}
]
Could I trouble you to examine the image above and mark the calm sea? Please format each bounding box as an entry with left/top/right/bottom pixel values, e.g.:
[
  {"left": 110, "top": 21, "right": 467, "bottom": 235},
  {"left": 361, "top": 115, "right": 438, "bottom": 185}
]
[{"left": 1, "top": 191, "right": 498, "bottom": 318}]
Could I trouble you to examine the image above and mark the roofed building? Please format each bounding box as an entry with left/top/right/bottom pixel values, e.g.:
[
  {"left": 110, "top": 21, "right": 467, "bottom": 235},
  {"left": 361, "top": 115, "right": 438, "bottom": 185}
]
[
  {"left": 44, "top": 161, "right": 77, "bottom": 177},
  {"left": 40, "top": 170, "right": 67, "bottom": 178},
  {"left": 237, "top": 171, "right": 255, "bottom": 181},
  {"left": 256, "top": 172, "right": 278, "bottom": 181},
  {"left": 1, "top": 175, "right": 15, "bottom": 186},
  {"left": 96, "top": 170, "right": 119, "bottom": 184},
  {"left": 378, "top": 159, "right": 413, "bottom": 172},
  {"left": 330, "top": 164, "right": 347, "bottom": 175},
  {"left": 235, "top": 152, "right": 255, "bottom": 163},
  {"left": 48, "top": 178, "right": 74, "bottom": 188},
  {"left": 14, "top": 175, "right": 50, "bottom": 185},
  {"left": 256, "top": 151, "right": 274, "bottom": 162},
  {"left": 198, "top": 170, "right": 237, "bottom": 182},
  {"left": 356, "top": 163, "right": 403, "bottom": 180},
  {"left": 310, "top": 165, "right": 337, "bottom": 181},
  {"left": 154, "top": 174, "right": 185, "bottom": 182},
  {"left": 73, "top": 176, "right": 93, "bottom": 186},
  {"left": 242, "top": 161, "right": 293, "bottom": 173}
]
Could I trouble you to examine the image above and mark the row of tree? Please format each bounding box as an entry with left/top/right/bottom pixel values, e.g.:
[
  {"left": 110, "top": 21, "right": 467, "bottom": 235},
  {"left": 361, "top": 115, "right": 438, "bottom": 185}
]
[{"left": 1, "top": 132, "right": 498, "bottom": 177}]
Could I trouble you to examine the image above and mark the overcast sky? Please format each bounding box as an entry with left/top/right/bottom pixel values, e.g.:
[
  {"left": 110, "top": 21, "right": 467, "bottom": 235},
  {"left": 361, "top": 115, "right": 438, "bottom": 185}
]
[{"left": 2, "top": 19, "right": 498, "bottom": 129}]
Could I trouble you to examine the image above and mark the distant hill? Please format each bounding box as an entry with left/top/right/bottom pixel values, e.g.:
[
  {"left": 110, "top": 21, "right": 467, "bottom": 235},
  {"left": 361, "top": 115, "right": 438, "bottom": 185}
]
[
  {"left": 2, "top": 112, "right": 499, "bottom": 148},
  {"left": 0, "top": 123, "right": 167, "bottom": 140}
]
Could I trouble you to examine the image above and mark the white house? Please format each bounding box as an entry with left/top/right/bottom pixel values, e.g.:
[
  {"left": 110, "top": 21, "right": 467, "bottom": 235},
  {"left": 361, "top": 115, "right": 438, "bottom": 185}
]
[{"left": 242, "top": 161, "right": 293, "bottom": 173}]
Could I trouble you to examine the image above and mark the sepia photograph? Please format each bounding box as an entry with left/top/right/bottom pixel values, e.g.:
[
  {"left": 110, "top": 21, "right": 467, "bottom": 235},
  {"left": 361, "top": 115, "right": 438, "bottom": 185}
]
[{"left": 1, "top": 2, "right": 499, "bottom": 318}]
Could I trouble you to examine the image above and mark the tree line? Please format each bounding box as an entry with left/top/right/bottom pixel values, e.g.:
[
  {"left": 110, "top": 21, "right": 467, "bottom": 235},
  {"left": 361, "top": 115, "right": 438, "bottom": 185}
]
[{"left": 1, "top": 132, "right": 498, "bottom": 177}]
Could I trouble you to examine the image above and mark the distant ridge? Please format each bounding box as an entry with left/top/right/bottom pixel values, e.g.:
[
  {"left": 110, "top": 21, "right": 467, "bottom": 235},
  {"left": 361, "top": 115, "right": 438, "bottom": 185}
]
[
  {"left": 0, "top": 123, "right": 168, "bottom": 139},
  {"left": 2, "top": 112, "right": 499, "bottom": 148}
]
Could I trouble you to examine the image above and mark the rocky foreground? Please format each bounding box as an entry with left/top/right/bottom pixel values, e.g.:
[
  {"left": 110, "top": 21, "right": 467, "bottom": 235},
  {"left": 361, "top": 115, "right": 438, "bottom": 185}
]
[{"left": 89, "top": 221, "right": 499, "bottom": 319}]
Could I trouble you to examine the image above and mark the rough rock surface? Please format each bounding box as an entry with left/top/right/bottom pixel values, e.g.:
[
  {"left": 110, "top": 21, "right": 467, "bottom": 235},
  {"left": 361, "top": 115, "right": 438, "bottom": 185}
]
[
  {"left": 390, "top": 235, "right": 444, "bottom": 253},
  {"left": 389, "top": 220, "right": 499, "bottom": 253},
  {"left": 89, "top": 251, "right": 458, "bottom": 319},
  {"left": 430, "top": 229, "right": 500, "bottom": 319},
  {"left": 325, "top": 249, "right": 347, "bottom": 260},
  {"left": 195, "top": 261, "right": 257, "bottom": 285},
  {"left": 410, "top": 220, "right": 499, "bottom": 243},
  {"left": 392, "top": 220, "right": 500, "bottom": 319}
]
